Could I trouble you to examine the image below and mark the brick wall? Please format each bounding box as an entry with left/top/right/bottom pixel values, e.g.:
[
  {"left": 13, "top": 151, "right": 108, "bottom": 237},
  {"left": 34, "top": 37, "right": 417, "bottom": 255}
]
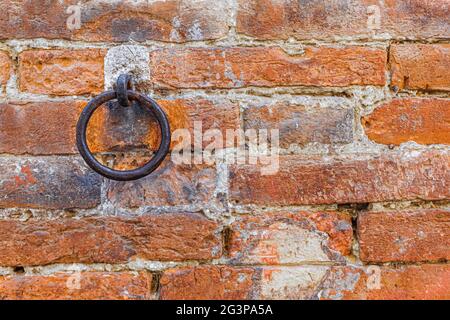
[{"left": 0, "top": 0, "right": 449, "bottom": 300}]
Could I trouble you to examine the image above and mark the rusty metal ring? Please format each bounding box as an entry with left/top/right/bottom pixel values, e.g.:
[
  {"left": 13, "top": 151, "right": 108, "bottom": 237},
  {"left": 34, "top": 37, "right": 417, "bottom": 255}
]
[
  {"left": 116, "top": 74, "right": 132, "bottom": 107},
  {"left": 76, "top": 90, "right": 171, "bottom": 181}
]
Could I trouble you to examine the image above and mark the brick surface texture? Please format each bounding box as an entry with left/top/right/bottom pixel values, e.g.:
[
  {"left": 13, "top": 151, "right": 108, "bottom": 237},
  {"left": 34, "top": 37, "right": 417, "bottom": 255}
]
[{"left": 0, "top": 0, "right": 448, "bottom": 300}]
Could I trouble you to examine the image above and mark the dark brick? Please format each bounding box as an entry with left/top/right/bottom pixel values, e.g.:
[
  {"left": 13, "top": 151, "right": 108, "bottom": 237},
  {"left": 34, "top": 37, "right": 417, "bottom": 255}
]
[{"left": 0, "top": 157, "right": 101, "bottom": 209}]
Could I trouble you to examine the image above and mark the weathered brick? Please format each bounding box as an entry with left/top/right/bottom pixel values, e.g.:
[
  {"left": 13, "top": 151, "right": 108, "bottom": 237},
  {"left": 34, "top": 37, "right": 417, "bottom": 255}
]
[
  {"left": 107, "top": 160, "right": 217, "bottom": 208},
  {"left": 160, "top": 266, "right": 255, "bottom": 300},
  {"left": 244, "top": 99, "right": 354, "bottom": 148},
  {"left": 1, "top": 0, "right": 448, "bottom": 302},
  {"left": 0, "top": 157, "right": 101, "bottom": 209},
  {"left": 159, "top": 265, "right": 340, "bottom": 300},
  {"left": 239, "top": 265, "right": 450, "bottom": 300},
  {"left": 89, "top": 98, "right": 240, "bottom": 153},
  {"left": 358, "top": 209, "right": 450, "bottom": 263},
  {"left": 390, "top": 44, "right": 450, "bottom": 91},
  {"left": 0, "top": 0, "right": 230, "bottom": 42},
  {"left": 230, "top": 150, "right": 450, "bottom": 205},
  {"left": 19, "top": 49, "right": 105, "bottom": 95},
  {"left": 257, "top": 266, "right": 330, "bottom": 300},
  {"left": 0, "top": 272, "right": 152, "bottom": 300},
  {"left": 362, "top": 98, "right": 450, "bottom": 145},
  {"left": 163, "top": 265, "right": 450, "bottom": 300},
  {"left": 320, "top": 265, "right": 450, "bottom": 300},
  {"left": 150, "top": 47, "right": 386, "bottom": 89},
  {"left": 0, "top": 51, "right": 11, "bottom": 91},
  {"left": 0, "top": 213, "right": 220, "bottom": 266},
  {"left": 237, "top": 0, "right": 450, "bottom": 40},
  {"left": 229, "top": 211, "right": 352, "bottom": 264},
  {"left": 0, "top": 101, "right": 85, "bottom": 155},
  {"left": 0, "top": 98, "right": 238, "bottom": 155}
]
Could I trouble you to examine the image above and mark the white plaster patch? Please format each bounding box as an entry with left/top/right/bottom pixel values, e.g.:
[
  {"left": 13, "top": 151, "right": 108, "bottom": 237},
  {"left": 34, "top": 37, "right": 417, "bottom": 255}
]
[
  {"left": 259, "top": 266, "right": 329, "bottom": 299},
  {"left": 246, "top": 223, "right": 331, "bottom": 264},
  {"left": 104, "top": 45, "right": 150, "bottom": 90},
  {"left": 317, "top": 267, "right": 361, "bottom": 300}
]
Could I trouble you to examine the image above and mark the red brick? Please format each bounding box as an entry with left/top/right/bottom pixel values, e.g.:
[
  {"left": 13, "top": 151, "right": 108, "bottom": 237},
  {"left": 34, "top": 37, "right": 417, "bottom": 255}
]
[
  {"left": 244, "top": 100, "right": 354, "bottom": 148},
  {"left": 0, "top": 51, "right": 11, "bottom": 91},
  {"left": 358, "top": 209, "right": 450, "bottom": 263},
  {"left": 159, "top": 266, "right": 339, "bottom": 300},
  {"left": 237, "top": 0, "right": 450, "bottom": 40},
  {"left": 18, "top": 49, "right": 105, "bottom": 95},
  {"left": 160, "top": 265, "right": 450, "bottom": 300},
  {"left": 0, "top": 213, "right": 221, "bottom": 267},
  {"left": 246, "top": 265, "right": 450, "bottom": 300},
  {"left": 320, "top": 265, "right": 450, "bottom": 300},
  {"left": 0, "top": 98, "right": 239, "bottom": 155},
  {"left": 163, "top": 265, "right": 449, "bottom": 300},
  {"left": 89, "top": 98, "right": 240, "bottom": 153},
  {"left": 0, "top": 157, "right": 101, "bottom": 209},
  {"left": 0, "top": 101, "right": 85, "bottom": 155},
  {"left": 106, "top": 160, "right": 218, "bottom": 208},
  {"left": 229, "top": 211, "right": 352, "bottom": 264},
  {"left": 390, "top": 44, "right": 450, "bottom": 91},
  {"left": 230, "top": 150, "right": 450, "bottom": 205},
  {"left": 160, "top": 266, "right": 255, "bottom": 300},
  {"left": 150, "top": 47, "right": 386, "bottom": 89},
  {"left": 0, "top": 0, "right": 229, "bottom": 42},
  {"left": 362, "top": 98, "right": 450, "bottom": 145},
  {"left": 0, "top": 272, "right": 151, "bottom": 300}
]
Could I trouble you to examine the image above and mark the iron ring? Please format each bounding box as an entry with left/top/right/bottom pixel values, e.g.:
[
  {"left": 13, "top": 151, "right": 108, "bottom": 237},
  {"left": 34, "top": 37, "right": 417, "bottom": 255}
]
[{"left": 76, "top": 90, "right": 171, "bottom": 181}]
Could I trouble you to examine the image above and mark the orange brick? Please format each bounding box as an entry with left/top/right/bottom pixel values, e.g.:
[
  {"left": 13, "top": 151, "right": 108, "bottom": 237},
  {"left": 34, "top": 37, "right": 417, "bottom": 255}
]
[
  {"left": 0, "top": 99, "right": 239, "bottom": 155},
  {"left": 358, "top": 209, "right": 450, "bottom": 263},
  {"left": 0, "top": 213, "right": 221, "bottom": 266},
  {"left": 0, "top": 101, "right": 85, "bottom": 155},
  {"left": 0, "top": 272, "right": 152, "bottom": 300},
  {"left": 19, "top": 49, "right": 105, "bottom": 95},
  {"left": 390, "top": 44, "right": 450, "bottom": 91},
  {"left": 150, "top": 47, "right": 386, "bottom": 89},
  {"left": 0, "top": 0, "right": 229, "bottom": 42},
  {"left": 0, "top": 51, "right": 11, "bottom": 91},
  {"left": 321, "top": 265, "right": 450, "bottom": 300},
  {"left": 362, "top": 98, "right": 450, "bottom": 145},
  {"left": 160, "top": 266, "right": 255, "bottom": 300},
  {"left": 230, "top": 150, "right": 450, "bottom": 205},
  {"left": 237, "top": 0, "right": 449, "bottom": 41},
  {"left": 160, "top": 265, "right": 450, "bottom": 300},
  {"left": 89, "top": 98, "right": 240, "bottom": 153}
]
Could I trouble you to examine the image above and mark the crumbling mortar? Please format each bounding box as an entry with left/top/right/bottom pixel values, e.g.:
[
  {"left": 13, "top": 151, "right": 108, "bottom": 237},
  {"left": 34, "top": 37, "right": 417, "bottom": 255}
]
[
  {"left": 0, "top": 260, "right": 354, "bottom": 277},
  {"left": 2, "top": 84, "right": 449, "bottom": 105},
  {"left": 1, "top": 199, "right": 447, "bottom": 222},
  {"left": 1, "top": 37, "right": 393, "bottom": 54},
  {"left": 0, "top": 259, "right": 447, "bottom": 278}
]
